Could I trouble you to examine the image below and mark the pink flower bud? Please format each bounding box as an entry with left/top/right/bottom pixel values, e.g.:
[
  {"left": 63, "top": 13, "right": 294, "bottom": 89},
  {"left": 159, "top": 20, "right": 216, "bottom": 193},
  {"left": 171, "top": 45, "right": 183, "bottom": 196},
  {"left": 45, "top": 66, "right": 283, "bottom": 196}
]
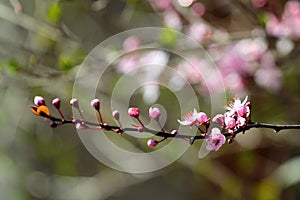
[
  {"left": 198, "top": 112, "right": 210, "bottom": 124},
  {"left": 34, "top": 96, "right": 45, "bottom": 106},
  {"left": 112, "top": 110, "right": 120, "bottom": 121},
  {"left": 70, "top": 98, "right": 79, "bottom": 108},
  {"left": 52, "top": 98, "right": 60, "bottom": 109},
  {"left": 128, "top": 107, "right": 140, "bottom": 118},
  {"left": 147, "top": 138, "right": 158, "bottom": 147},
  {"left": 171, "top": 130, "right": 178, "bottom": 135},
  {"left": 90, "top": 99, "right": 100, "bottom": 110},
  {"left": 149, "top": 107, "right": 161, "bottom": 120}
]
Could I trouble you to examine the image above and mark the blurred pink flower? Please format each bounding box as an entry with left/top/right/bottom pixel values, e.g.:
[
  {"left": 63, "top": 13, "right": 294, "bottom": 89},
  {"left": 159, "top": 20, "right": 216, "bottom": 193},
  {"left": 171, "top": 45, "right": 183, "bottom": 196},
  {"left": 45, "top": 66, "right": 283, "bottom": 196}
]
[
  {"left": 186, "top": 23, "right": 211, "bottom": 43},
  {"left": 123, "top": 36, "right": 140, "bottom": 52},
  {"left": 164, "top": 10, "right": 182, "bottom": 30},
  {"left": 266, "top": 1, "right": 300, "bottom": 38},
  {"left": 191, "top": 2, "right": 206, "bottom": 16},
  {"left": 206, "top": 128, "right": 226, "bottom": 151}
]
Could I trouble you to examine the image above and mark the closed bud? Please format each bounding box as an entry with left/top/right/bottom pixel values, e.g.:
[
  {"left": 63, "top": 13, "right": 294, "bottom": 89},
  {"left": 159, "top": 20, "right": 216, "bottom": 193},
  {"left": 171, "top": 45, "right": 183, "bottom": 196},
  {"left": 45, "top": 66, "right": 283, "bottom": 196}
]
[
  {"left": 91, "top": 99, "right": 100, "bottom": 110},
  {"left": 128, "top": 107, "right": 140, "bottom": 118},
  {"left": 147, "top": 138, "right": 158, "bottom": 147},
  {"left": 34, "top": 96, "right": 45, "bottom": 106},
  {"left": 112, "top": 110, "right": 120, "bottom": 121},
  {"left": 52, "top": 98, "right": 61, "bottom": 109},
  {"left": 70, "top": 98, "right": 79, "bottom": 108}
]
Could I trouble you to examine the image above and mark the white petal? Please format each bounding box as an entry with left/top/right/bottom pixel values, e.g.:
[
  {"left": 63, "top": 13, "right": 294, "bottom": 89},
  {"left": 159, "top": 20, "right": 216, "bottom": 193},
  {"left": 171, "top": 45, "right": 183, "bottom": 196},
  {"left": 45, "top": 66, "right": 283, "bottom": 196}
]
[{"left": 177, "top": 119, "right": 191, "bottom": 126}]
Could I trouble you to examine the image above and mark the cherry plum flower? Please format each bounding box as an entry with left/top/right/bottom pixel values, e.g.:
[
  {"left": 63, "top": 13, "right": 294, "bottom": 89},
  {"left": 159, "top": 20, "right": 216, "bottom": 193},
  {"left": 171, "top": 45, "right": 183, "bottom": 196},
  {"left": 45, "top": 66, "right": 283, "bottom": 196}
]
[
  {"left": 224, "top": 115, "right": 236, "bottom": 130},
  {"left": 177, "top": 109, "right": 199, "bottom": 127},
  {"left": 226, "top": 96, "right": 250, "bottom": 117},
  {"left": 206, "top": 128, "right": 226, "bottom": 151},
  {"left": 212, "top": 114, "right": 225, "bottom": 125},
  {"left": 198, "top": 112, "right": 210, "bottom": 124},
  {"left": 178, "top": 109, "right": 210, "bottom": 127}
]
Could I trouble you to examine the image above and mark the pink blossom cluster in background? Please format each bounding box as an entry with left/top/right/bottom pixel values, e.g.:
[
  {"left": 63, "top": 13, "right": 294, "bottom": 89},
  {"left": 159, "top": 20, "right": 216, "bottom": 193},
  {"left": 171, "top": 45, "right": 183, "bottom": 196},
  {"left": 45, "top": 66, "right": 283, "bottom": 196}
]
[
  {"left": 114, "top": 1, "right": 300, "bottom": 100},
  {"left": 266, "top": 1, "right": 300, "bottom": 38}
]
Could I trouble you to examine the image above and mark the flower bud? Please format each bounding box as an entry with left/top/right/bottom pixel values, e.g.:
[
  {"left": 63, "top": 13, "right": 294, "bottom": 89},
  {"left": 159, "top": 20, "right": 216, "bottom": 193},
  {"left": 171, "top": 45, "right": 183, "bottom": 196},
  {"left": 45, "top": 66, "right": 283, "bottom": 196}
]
[
  {"left": 91, "top": 99, "right": 100, "bottom": 110},
  {"left": 70, "top": 98, "right": 79, "bottom": 108},
  {"left": 128, "top": 107, "right": 140, "bottom": 118},
  {"left": 112, "top": 110, "right": 120, "bottom": 121},
  {"left": 171, "top": 130, "right": 178, "bottom": 135},
  {"left": 147, "top": 138, "right": 158, "bottom": 147},
  {"left": 34, "top": 96, "right": 45, "bottom": 106},
  {"left": 149, "top": 107, "right": 161, "bottom": 120},
  {"left": 52, "top": 98, "right": 61, "bottom": 109}
]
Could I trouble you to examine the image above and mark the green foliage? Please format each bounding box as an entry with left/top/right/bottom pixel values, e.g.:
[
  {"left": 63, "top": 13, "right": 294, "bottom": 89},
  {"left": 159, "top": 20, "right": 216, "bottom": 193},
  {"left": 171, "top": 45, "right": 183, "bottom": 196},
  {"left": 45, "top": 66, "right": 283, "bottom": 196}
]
[
  {"left": 160, "top": 28, "right": 178, "bottom": 47},
  {"left": 48, "top": 2, "right": 62, "bottom": 24}
]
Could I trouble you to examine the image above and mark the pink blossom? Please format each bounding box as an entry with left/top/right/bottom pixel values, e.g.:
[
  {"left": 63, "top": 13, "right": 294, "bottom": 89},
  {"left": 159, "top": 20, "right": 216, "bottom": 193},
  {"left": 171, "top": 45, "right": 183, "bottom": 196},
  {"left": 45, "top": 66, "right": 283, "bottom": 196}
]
[
  {"left": 178, "top": 109, "right": 199, "bottom": 126},
  {"left": 149, "top": 107, "right": 161, "bottom": 120},
  {"left": 236, "top": 117, "right": 246, "bottom": 127},
  {"left": 198, "top": 112, "right": 210, "bottom": 124},
  {"left": 90, "top": 99, "right": 100, "bottom": 110},
  {"left": 70, "top": 98, "right": 79, "bottom": 108},
  {"left": 206, "top": 128, "right": 226, "bottom": 151},
  {"left": 237, "top": 105, "right": 249, "bottom": 118},
  {"left": 128, "top": 107, "right": 140, "bottom": 118},
  {"left": 226, "top": 96, "right": 249, "bottom": 116},
  {"left": 224, "top": 116, "right": 236, "bottom": 130},
  {"left": 34, "top": 96, "right": 45, "bottom": 106},
  {"left": 116, "top": 55, "right": 137, "bottom": 74},
  {"left": 52, "top": 98, "right": 60, "bottom": 109},
  {"left": 147, "top": 138, "right": 158, "bottom": 147},
  {"left": 212, "top": 114, "right": 225, "bottom": 125},
  {"left": 112, "top": 110, "right": 120, "bottom": 121}
]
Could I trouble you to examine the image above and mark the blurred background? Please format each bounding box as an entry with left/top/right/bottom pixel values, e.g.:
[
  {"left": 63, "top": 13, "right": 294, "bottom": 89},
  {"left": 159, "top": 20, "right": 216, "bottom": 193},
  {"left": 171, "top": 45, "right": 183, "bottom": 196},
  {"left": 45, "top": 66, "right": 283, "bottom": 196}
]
[{"left": 1, "top": 0, "right": 300, "bottom": 199}]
